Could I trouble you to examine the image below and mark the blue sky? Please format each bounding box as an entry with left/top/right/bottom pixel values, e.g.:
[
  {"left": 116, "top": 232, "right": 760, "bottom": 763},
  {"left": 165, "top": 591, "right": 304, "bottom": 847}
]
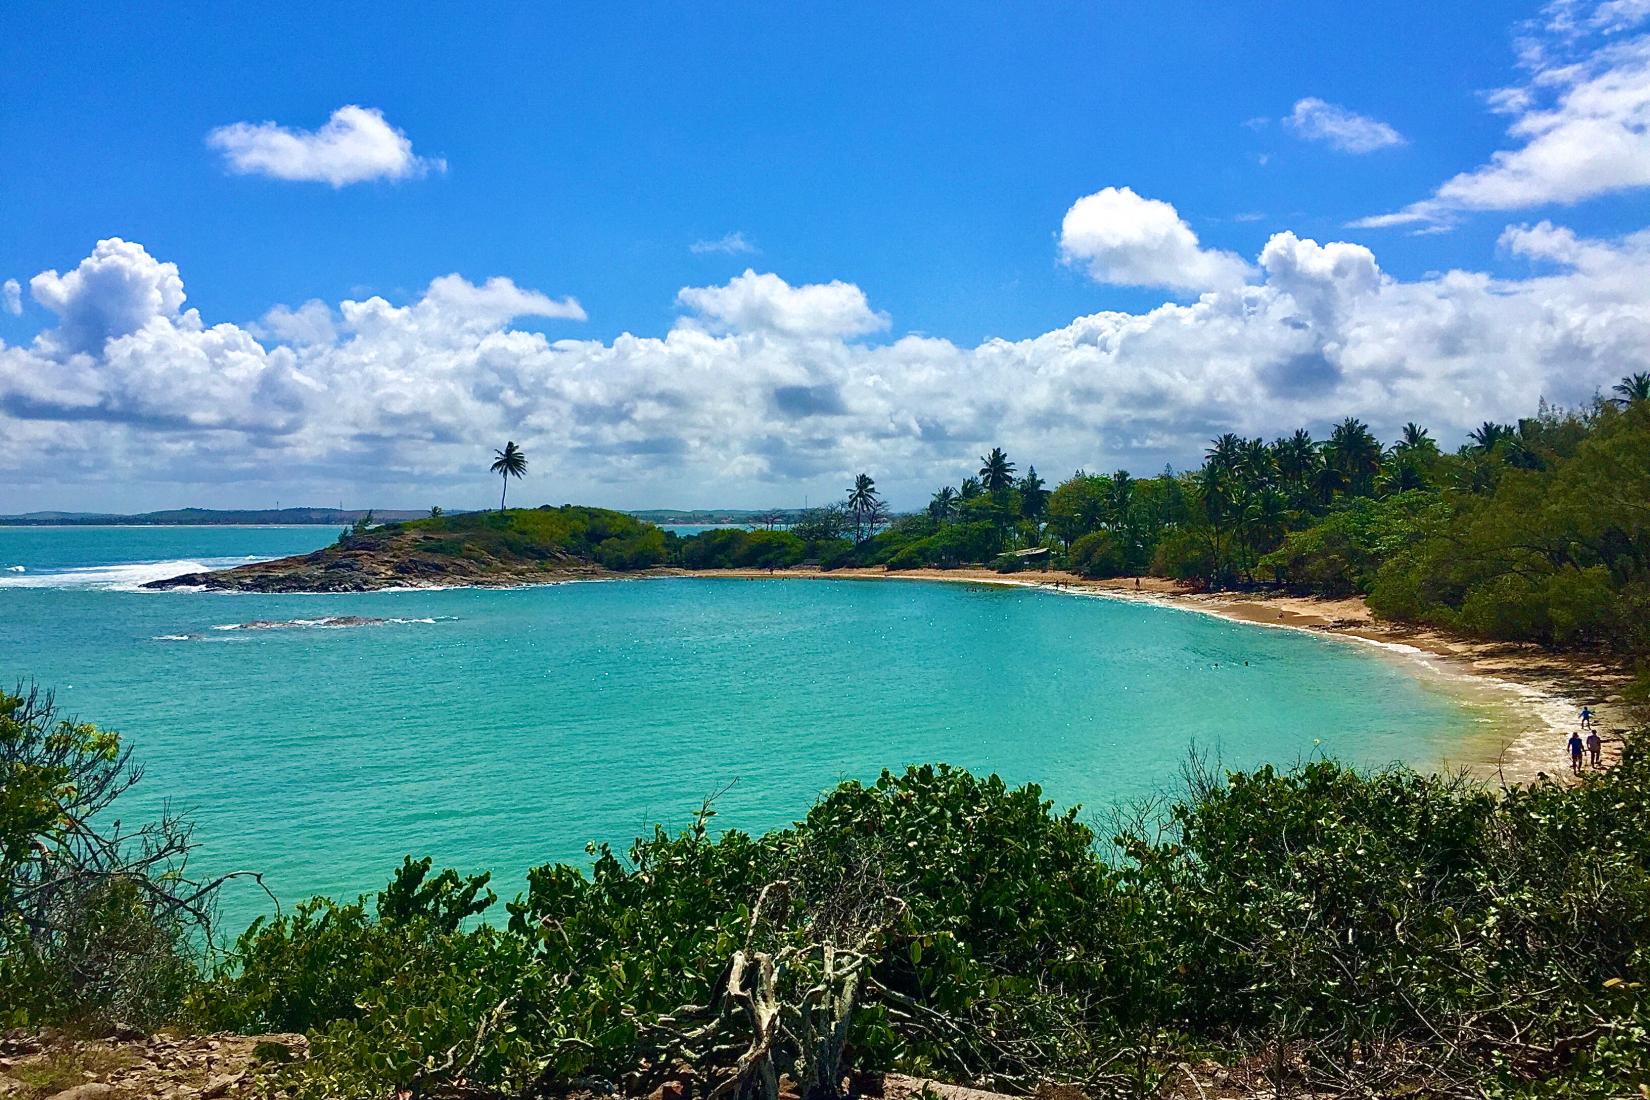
[{"left": 3, "top": 2, "right": 1649, "bottom": 511}]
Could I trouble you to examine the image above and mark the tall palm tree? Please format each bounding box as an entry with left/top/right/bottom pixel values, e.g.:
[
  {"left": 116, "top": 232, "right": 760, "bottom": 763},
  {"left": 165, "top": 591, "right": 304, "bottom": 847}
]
[
  {"left": 846, "top": 473, "right": 880, "bottom": 542},
  {"left": 1205, "top": 433, "right": 1244, "bottom": 474},
  {"left": 958, "top": 476, "right": 983, "bottom": 500},
  {"left": 490, "top": 441, "right": 528, "bottom": 510},
  {"left": 1379, "top": 454, "right": 1429, "bottom": 494},
  {"left": 1326, "top": 418, "right": 1383, "bottom": 496},
  {"left": 1311, "top": 462, "right": 1347, "bottom": 508},
  {"left": 978, "top": 447, "right": 1016, "bottom": 492},
  {"left": 928, "top": 486, "right": 958, "bottom": 521},
  {"left": 1109, "top": 469, "right": 1135, "bottom": 527},
  {"left": 1398, "top": 422, "right": 1436, "bottom": 453},
  {"left": 1272, "top": 430, "right": 1319, "bottom": 489},
  {"left": 1468, "top": 421, "right": 1514, "bottom": 453},
  {"left": 1238, "top": 437, "right": 1276, "bottom": 488},
  {"left": 1614, "top": 372, "right": 1650, "bottom": 405}
]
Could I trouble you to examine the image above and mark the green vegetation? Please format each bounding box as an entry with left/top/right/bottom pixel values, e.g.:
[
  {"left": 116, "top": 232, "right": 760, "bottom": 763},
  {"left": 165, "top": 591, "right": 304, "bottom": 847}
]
[
  {"left": 0, "top": 685, "right": 226, "bottom": 1031},
  {"left": 676, "top": 390, "right": 1648, "bottom": 677},
  {"left": 7, "top": 680, "right": 1650, "bottom": 1097},
  {"left": 381, "top": 504, "right": 670, "bottom": 572}
]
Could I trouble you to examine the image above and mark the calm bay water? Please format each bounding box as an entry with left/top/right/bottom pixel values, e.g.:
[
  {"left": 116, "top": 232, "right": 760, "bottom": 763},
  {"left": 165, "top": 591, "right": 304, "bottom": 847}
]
[{"left": 1, "top": 525, "right": 1502, "bottom": 930}]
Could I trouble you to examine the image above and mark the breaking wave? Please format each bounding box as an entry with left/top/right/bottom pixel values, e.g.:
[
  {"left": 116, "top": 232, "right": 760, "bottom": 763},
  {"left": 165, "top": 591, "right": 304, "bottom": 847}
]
[{"left": 0, "top": 557, "right": 257, "bottom": 591}]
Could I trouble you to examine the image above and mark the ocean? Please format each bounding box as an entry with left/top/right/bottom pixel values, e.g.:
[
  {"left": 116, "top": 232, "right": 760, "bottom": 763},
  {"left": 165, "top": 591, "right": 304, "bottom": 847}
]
[{"left": 0, "top": 524, "right": 1508, "bottom": 931}]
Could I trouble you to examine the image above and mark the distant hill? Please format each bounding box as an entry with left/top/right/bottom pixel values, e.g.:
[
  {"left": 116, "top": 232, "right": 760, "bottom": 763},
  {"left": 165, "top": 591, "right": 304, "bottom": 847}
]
[
  {"left": 2, "top": 506, "right": 801, "bottom": 527},
  {"left": 0, "top": 507, "right": 445, "bottom": 526},
  {"left": 627, "top": 508, "right": 805, "bottom": 525}
]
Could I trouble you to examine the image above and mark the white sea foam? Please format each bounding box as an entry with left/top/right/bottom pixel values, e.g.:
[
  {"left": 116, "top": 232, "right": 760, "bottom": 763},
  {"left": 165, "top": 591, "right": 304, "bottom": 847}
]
[
  {"left": 208, "top": 614, "right": 456, "bottom": 632},
  {"left": 0, "top": 557, "right": 249, "bottom": 591}
]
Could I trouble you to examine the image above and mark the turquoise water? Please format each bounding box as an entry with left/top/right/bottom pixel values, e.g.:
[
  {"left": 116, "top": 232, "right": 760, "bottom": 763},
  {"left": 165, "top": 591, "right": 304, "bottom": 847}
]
[{"left": 1, "top": 526, "right": 1494, "bottom": 930}]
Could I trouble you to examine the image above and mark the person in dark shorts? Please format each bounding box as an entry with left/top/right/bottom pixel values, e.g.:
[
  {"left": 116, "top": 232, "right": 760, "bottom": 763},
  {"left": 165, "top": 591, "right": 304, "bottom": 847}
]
[
  {"left": 1568, "top": 731, "right": 1585, "bottom": 776},
  {"left": 1581, "top": 705, "right": 1593, "bottom": 729},
  {"left": 1586, "top": 729, "right": 1603, "bottom": 768}
]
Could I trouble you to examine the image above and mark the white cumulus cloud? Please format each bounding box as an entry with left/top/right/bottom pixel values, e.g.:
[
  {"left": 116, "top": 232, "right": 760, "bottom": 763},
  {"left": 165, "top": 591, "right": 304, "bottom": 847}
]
[
  {"left": 3, "top": 217, "right": 1647, "bottom": 511},
  {"left": 1357, "top": 12, "right": 1650, "bottom": 228},
  {"left": 691, "top": 232, "right": 758, "bottom": 255},
  {"left": 1059, "top": 187, "right": 1254, "bottom": 294},
  {"left": 28, "top": 237, "right": 187, "bottom": 355},
  {"left": 675, "top": 269, "right": 887, "bottom": 339},
  {"left": 1, "top": 280, "right": 20, "bottom": 317},
  {"left": 254, "top": 300, "right": 339, "bottom": 347},
  {"left": 207, "top": 105, "right": 444, "bottom": 187},
  {"left": 1284, "top": 98, "right": 1406, "bottom": 153}
]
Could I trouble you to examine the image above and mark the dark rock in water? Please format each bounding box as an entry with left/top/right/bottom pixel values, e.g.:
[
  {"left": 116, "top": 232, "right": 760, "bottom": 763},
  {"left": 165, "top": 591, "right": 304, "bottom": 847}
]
[{"left": 224, "top": 616, "right": 388, "bottom": 630}]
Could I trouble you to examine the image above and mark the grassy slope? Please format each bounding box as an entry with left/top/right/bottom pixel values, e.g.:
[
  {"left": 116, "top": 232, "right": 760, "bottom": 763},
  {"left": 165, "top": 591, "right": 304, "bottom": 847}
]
[{"left": 366, "top": 505, "right": 666, "bottom": 573}]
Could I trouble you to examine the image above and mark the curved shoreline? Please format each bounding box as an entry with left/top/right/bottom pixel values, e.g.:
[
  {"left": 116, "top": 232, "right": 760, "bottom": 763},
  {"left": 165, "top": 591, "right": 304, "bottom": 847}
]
[
  {"left": 130, "top": 555, "right": 1626, "bottom": 781},
  {"left": 666, "top": 567, "right": 1625, "bottom": 782}
]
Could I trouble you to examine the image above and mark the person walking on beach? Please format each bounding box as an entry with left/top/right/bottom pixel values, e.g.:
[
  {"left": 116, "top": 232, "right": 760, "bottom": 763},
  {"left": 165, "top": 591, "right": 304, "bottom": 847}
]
[
  {"left": 1587, "top": 729, "right": 1603, "bottom": 768},
  {"left": 1568, "top": 731, "right": 1586, "bottom": 776},
  {"left": 1580, "top": 705, "right": 1593, "bottom": 729}
]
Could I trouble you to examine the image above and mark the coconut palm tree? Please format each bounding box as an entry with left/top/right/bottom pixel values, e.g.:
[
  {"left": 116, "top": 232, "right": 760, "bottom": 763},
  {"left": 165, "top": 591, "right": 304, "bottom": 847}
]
[
  {"left": 1205, "top": 433, "right": 1244, "bottom": 475},
  {"left": 1239, "top": 437, "right": 1276, "bottom": 487},
  {"left": 978, "top": 447, "right": 1016, "bottom": 492},
  {"left": 958, "top": 476, "right": 983, "bottom": 501},
  {"left": 1614, "top": 372, "right": 1650, "bottom": 405},
  {"left": 1272, "top": 430, "right": 1319, "bottom": 496},
  {"left": 928, "top": 486, "right": 958, "bottom": 521},
  {"left": 1109, "top": 470, "right": 1135, "bottom": 527},
  {"left": 1311, "top": 461, "right": 1348, "bottom": 508},
  {"left": 1326, "top": 418, "right": 1383, "bottom": 496},
  {"left": 490, "top": 441, "right": 528, "bottom": 510},
  {"left": 1468, "top": 421, "right": 1514, "bottom": 453},
  {"left": 846, "top": 473, "right": 880, "bottom": 542},
  {"left": 1397, "top": 422, "right": 1436, "bottom": 453}
]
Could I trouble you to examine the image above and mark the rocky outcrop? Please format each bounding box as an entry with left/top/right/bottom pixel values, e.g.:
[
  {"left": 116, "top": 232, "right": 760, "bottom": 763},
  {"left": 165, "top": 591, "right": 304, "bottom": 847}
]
[{"left": 142, "top": 528, "right": 610, "bottom": 592}]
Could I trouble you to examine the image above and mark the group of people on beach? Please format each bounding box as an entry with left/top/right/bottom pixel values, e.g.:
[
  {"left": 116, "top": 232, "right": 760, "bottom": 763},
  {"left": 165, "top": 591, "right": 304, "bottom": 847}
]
[{"left": 1567, "top": 706, "right": 1604, "bottom": 775}]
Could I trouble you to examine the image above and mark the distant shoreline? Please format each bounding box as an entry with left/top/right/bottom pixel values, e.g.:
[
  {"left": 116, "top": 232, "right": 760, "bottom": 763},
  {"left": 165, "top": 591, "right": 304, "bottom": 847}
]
[{"left": 59, "top": 522, "right": 1626, "bottom": 780}]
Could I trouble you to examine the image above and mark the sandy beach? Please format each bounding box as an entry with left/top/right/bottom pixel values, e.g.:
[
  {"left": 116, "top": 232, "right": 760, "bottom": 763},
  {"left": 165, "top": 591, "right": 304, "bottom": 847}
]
[{"left": 684, "top": 565, "right": 1633, "bottom": 782}]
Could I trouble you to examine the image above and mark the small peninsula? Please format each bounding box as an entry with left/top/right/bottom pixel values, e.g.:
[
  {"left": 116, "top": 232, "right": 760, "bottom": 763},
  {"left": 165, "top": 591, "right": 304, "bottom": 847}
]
[{"left": 143, "top": 506, "right": 667, "bottom": 592}]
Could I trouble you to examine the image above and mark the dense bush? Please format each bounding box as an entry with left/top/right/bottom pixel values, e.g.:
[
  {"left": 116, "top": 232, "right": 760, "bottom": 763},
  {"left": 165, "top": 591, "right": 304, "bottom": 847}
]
[
  {"left": 179, "top": 743, "right": 1650, "bottom": 1099},
  {"left": 1257, "top": 492, "right": 1434, "bottom": 595},
  {"left": 679, "top": 529, "right": 808, "bottom": 570},
  {"left": 1368, "top": 403, "right": 1650, "bottom": 657},
  {"left": 1067, "top": 530, "right": 1124, "bottom": 578},
  {"left": 0, "top": 685, "right": 219, "bottom": 1030}
]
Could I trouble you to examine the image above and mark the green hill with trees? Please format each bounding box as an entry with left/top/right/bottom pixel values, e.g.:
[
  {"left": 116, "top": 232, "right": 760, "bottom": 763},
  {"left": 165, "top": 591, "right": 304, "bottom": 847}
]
[
  {"left": 144, "top": 505, "right": 670, "bottom": 591},
  {"left": 677, "top": 383, "right": 1649, "bottom": 680}
]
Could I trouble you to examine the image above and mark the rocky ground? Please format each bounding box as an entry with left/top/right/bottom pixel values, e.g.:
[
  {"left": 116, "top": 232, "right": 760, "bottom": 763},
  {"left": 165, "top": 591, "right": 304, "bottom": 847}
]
[
  {"left": 144, "top": 528, "right": 606, "bottom": 592},
  {"left": 0, "top": 1031, "right": 305, "bottom": 1100},
  {"left": 0, "top": 1032, "right": 1485, "bottom": 1100}
]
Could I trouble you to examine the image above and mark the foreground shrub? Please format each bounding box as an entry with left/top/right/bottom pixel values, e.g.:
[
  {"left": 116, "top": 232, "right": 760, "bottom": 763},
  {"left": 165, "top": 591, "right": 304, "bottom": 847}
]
[
  {"left": 187, "top": 743, "right": 1650, "bottom": 1099},
  {"left": 0, "top": 684, "right": 223, "bottom": 1030}
]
